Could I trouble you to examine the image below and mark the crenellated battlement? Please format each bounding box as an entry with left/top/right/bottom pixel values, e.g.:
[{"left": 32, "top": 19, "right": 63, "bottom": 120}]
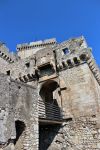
[
  {"left": 0, "top": 43, "right": 18, "bottom": 63},
  {"left": 1, "top": 36, "right": 99, "bottom": 86}
]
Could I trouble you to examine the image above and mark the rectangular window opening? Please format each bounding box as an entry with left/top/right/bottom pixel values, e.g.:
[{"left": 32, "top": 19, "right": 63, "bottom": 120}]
[
  {"left": 6, "top": 70, "right": 10, "bottom": 76},
  {"left": 38, "top": 64, "right": 54, "bottom": 77},
  {"left": 63, "top": 48, "right": 69, "bottom": 55}
]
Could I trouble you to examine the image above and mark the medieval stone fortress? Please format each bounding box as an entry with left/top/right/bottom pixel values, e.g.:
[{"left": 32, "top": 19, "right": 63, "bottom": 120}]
[{"left": 0, "top": 36, "right": 100, "bottom": 150}]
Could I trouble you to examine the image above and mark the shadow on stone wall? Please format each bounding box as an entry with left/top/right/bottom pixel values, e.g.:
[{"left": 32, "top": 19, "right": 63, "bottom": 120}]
[
  {"left": 14, "top": 120, "right": 26, "bottom": 145},
  {"left": 39, "top": 124, "right": 61, "bottom": 150}
]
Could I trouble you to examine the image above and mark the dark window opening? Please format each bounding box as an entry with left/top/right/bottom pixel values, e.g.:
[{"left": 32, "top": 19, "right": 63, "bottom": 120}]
[
  {"left": 92, "top": 115, "right": 96, "bottom": 118},
  {"left": 38, "top": 64, "right": 54, "bottom": 77},
  {"left": 18, "top": 86, "right": 21, "bottom": 89},
  {"left": 73, "top": 57, "right": 79, "bottom": 64},
  {"left": 62, "top": 61, "right": 66, "bottom": 67},
  {"left": 6, "top": 57, "right": 9, "bottom": 60},
  {"left": 80, "top": 54, "right": 86, "bottom": 61},
  {"left": 63, "top": 48, "right": 69, "bottom": 55},
  {"left": 14, "top": 120, "right": 26, "bottom": 145},
  {"left": 25, "top": 62, "right": 30, "bottom": 68},
  {"left": 6, "top": 70, "right": 10, "bottom": 76},
  {"left": 67, "top": 59, "right": 72, "bottom": 66},
  {"left": 4, "top": 55, "right": 7, "bottom": 58}
]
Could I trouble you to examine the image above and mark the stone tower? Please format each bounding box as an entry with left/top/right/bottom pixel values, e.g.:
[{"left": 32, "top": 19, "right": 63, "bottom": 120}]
[{"left": 0, "top": 36, "right": 100, "bottom": 150}]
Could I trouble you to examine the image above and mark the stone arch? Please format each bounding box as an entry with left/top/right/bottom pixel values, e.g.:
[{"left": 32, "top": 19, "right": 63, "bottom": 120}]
[
  {"left": 39, "top": 80, "right": 59, "bottom": 104},
  {"left": 39, "top": 80, "right": 62, "bottom": 120}
]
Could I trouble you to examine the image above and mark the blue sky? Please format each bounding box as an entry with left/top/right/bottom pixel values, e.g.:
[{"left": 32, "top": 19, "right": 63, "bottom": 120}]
[{"left": 0, "top": 0, "right": 100, "bottom": 64}]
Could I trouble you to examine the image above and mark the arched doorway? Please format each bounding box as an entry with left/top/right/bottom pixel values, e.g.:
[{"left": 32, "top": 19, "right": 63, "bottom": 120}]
[{"left": 39, "top": 80, "right": 62, "bottom": 120}]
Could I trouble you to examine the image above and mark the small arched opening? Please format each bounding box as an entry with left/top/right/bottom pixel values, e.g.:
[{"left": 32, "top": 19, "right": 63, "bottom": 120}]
[
  {"left": 67, "top": 59, "right": 72, "bottom": 67},
  {"left": 73, "top": 57, "right": 79, "bottom": 65},
  {"left": 80, "top": 54, "right": 87, "bottom": 61}
]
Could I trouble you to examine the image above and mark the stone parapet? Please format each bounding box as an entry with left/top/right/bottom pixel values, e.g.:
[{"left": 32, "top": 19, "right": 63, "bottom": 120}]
[{"left": 17, "top": 38, "right": 57, "bottom": 51}]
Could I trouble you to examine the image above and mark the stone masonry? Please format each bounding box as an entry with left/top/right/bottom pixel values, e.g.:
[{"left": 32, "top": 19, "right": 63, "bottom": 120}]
[{"left": 0, "top": 36, "right": 100, "bottom": 150}]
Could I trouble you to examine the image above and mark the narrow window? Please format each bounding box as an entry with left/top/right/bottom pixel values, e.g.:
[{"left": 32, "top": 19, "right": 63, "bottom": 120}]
[
  {"left": 6, "top": 70, "right": 10, "bottom": 76},
  {"left": 73, "top": 57, "right": 79, "bottom": 64},
  {"left": 67, "top": 59, "right": 72, "bottom": 66},
  {"left": 25, "top": 62, "right": 30, "bottom": 68}
]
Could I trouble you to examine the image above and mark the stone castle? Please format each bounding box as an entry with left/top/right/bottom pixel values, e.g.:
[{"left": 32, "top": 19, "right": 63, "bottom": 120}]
[{"left": 0, "top": 36, "right": 100, "bottom": 150}]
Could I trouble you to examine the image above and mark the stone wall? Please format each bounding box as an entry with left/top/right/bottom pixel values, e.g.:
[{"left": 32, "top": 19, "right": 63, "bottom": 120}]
[
  {"left": 59, "top": 63, "right": 100, "bottom": 118},
  {"left": 10, "top": 80, "right": 39, "bottom": 150},
  {"left": 0, "top": 74, "right": 38, "bottom": 150},
  {"left": 0, "top": 74, "right": 15, "bottom": 145},
  {"left": 39, "top": 61, "right": 100, "bottom": 150},
  {"left": 40, "top": 116, "right": 100, "bottom": 150},
  {"left": 8, "top": 56, "right": 36, "bottom": 81}
]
